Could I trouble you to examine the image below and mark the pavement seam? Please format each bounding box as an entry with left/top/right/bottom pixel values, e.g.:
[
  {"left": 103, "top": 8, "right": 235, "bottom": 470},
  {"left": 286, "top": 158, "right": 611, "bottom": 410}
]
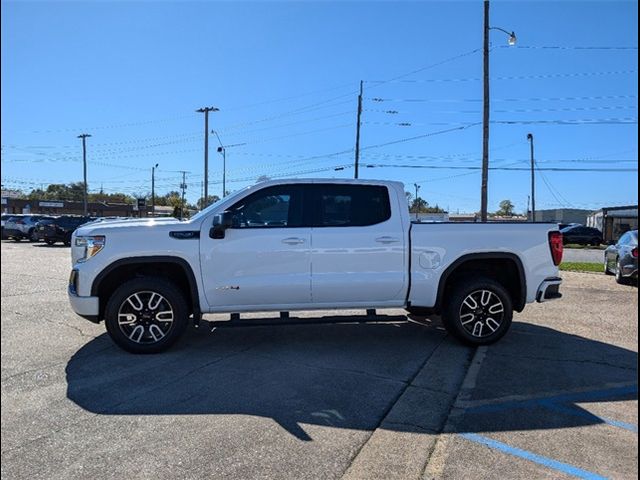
[
  {"left": 339, "top": 336, "right": 447, "bottom": 479},
  {"left": 421, "top": 346, "right": 487, "bottom": 479}
]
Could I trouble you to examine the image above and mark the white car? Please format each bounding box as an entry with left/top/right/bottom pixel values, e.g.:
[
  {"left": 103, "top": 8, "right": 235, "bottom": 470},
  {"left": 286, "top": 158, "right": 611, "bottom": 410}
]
[{"left": 68, "top": 179, "right": 563, "bottom": 353}]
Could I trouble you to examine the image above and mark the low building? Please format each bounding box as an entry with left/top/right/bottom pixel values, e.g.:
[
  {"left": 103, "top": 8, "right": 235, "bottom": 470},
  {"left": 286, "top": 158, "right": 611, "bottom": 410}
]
[
  {"left": 534, "top": 208, "right": 592, "bottom": 225},
  {"left": 587, "top": 205, "right": 638, "bottom": 243},
  {"left": 2, "top": 198, "right": 137, "bottom": 217}
]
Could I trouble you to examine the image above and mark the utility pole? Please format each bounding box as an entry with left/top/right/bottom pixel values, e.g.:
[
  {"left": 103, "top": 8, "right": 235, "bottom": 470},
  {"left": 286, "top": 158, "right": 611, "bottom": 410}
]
[
  {"left": 179, "top": 171, "right": 188, "bottom": 220},
  {"left": 196, "top": 106, "right": 219, "bottom": 208},
  {"left": 151, "top": 163, "right": 159, "bottom": 218},
  {"left": 527, "top": 133, "right": 536, "bottom": 222},
  {"left": 414, "top": 183, "right": 421, "bottom": 221},
  {"left": 480, "top": 0, "right": 516, "bottom": 222},
  {"left": 77, "top": 133, "right": 91, "bottom": 216},
  {"left": 480, "top": 0, "right": 490, "bottom": 222},
  {"left": 354, "top": 80, "right": 363, "bottom": 179}
]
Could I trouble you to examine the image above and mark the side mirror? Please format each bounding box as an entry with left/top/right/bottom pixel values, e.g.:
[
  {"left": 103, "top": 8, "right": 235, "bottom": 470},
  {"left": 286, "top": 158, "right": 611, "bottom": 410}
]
[{"left": 209, "top": 211, "right": 233, "bottom": 239}]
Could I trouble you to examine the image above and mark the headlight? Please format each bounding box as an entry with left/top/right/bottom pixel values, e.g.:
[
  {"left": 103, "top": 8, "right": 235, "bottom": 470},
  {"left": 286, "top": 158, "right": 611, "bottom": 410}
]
[{"left": 75, "top": 235, "right": 106, "bottom": 262}]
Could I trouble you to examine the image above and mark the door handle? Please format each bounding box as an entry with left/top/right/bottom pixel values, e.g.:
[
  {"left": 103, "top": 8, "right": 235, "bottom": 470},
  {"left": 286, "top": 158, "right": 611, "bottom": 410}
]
[
  {"left": 282, "top": 237, "right": 306, "bottom": 245},
  {"left": 375, "top": 236, "right": 400, "bottom": 244}
]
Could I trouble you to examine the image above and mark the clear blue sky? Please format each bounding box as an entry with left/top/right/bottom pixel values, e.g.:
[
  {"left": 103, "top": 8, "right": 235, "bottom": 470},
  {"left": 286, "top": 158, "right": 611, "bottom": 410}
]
[{"left": 1, "top": 0, "right": 638, "bottom": 213}]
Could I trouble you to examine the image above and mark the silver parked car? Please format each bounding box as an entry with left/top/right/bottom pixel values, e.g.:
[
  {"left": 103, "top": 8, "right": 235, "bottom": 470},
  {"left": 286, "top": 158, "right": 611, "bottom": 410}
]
[
  {"left": 3, "top": 214, "right": 54, "bottom": 242},
  {"left": 604, "top": 230, "right": 638, "bottom": 285}
]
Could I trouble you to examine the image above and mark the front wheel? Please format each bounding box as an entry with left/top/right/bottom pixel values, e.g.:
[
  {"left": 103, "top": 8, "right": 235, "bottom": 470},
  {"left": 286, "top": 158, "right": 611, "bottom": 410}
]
[
  {"left": 442, "top": 277, "right": 513, "bottom": 346},
  {"left": 105, "top": 277, "right": 189, "bottom": 353}
]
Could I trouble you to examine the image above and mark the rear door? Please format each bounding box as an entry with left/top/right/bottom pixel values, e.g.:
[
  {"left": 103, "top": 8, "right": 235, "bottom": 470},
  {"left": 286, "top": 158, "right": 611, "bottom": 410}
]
[{"left": 309, "top": 183, "right": 407, "bottom": 306}]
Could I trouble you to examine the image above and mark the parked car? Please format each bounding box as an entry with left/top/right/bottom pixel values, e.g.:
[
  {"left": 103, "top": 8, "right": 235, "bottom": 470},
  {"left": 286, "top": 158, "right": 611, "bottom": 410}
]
[
  {"left": 560, "top": 225, "right": 603, "bottom": 246},
  {"left": 1, "top": 214, "right": 15, "bottom": 239},
  {"left": 68, "top": 179, "right": 563, "bottom": 353},
  {"left": 3, "top": 214, "right": 55, "bottom": 242},
  {"left": 604, "top": 230, "right": 638, "bottom": 284},
  {"left": 33, "top": 217, "right": 59, "bottom": 241},
  {"left": 40, "top": 216, "right": 95, "bottom": 246}
]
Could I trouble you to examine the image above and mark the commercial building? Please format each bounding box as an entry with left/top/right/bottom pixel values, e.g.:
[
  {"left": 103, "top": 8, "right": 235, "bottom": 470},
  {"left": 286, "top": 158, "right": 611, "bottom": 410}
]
[
  {"left": 534, "top": 208, "right": 592, "bottom": 226},
  {"left": 587, "top": 205, "right": 638, "bottom": 243}
]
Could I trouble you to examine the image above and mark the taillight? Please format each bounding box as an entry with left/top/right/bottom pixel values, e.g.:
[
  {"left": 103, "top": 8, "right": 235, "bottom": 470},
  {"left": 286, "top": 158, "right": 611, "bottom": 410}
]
[
  {"left": 549, "top": 231, "right": 563, "bottom": 266},
  {"left": 633, "top": 247, "right": 638, "bottom": 258}
]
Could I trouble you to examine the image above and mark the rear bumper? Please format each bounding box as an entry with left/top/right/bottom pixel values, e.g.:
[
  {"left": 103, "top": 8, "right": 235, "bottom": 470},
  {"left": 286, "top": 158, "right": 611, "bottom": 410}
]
[{"left": 536, "top": 277, "right": 563, "bottom": 302}]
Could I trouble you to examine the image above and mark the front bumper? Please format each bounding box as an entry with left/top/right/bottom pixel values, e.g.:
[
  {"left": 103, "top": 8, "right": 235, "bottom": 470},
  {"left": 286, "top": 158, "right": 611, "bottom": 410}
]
[
  {"left": 68, "top": 269, "right": 100, "bottom": 322},
  {"left": 536, "top": 277, "right": 563, "bottom": 302}
]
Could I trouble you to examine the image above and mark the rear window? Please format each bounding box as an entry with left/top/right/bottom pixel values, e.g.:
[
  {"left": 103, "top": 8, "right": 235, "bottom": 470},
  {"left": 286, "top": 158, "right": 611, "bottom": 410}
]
[{"left": 314, "top": 184, "right": 391, "bottom": 227}]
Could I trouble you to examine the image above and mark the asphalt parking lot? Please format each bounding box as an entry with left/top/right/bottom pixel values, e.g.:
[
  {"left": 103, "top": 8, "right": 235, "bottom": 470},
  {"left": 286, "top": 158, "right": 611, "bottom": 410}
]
[{"left": 1, "top": 240, "right": 637, "bottom": 479}]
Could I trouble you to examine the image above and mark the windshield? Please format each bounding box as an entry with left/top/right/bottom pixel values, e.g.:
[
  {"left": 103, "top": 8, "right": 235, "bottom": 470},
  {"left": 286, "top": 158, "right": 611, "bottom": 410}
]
[{"left": 189, "top": 186, "right": 253, "bottom": 223}]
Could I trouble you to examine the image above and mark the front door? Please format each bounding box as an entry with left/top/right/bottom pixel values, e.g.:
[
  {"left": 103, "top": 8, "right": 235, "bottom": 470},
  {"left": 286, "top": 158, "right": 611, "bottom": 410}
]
[{"left": 200, "top": 184, "right": 311, "bottom": 310}]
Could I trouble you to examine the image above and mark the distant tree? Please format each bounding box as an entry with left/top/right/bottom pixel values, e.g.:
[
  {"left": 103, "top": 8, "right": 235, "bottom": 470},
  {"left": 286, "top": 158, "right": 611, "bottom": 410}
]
[
  {"left": 410, "top": 197, "right": 429, "bottom": 213},
  {"left": 197, "top": 195, "right": 220, "bottom": 210},
  {"left": 496, "top": 199, "right": 515, "bottom": 216}
]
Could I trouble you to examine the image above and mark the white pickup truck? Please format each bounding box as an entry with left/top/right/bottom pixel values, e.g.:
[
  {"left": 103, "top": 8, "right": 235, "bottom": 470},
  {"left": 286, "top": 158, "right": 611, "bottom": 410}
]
[{"left": 68, "top": 179, "right": 563, "bottom": 353}]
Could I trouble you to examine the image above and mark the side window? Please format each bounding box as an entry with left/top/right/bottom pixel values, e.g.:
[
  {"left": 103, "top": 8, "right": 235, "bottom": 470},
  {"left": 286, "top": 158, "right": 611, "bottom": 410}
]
[
  {"left": 314, "top": 184, "right": 391, "bottom": 227},
  {"left": 228, "top": 185, "right": 302, "bottom": 228}
]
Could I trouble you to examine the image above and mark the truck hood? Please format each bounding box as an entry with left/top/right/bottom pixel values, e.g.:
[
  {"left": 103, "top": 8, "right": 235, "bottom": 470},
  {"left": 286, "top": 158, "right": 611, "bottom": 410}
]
[{"left": 75, "top": 217, "right": 186, "bottom": 236}]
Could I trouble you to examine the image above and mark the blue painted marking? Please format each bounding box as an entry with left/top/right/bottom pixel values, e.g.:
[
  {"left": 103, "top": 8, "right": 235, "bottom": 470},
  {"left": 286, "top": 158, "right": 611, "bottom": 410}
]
[
  {"left": 466, "top": 385, "right": 638, "bottom": 414},
  {"left": 539, "top": 400, "right": 638, "bottom": 433},
  {"left": 461, "top": 433, "right": 609, "bottom": 480}
]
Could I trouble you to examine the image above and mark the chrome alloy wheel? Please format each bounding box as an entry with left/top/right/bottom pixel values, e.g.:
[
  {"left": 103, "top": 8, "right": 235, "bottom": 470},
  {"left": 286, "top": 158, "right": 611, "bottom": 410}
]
[
  {"left": 117, "top": 291, "right": 174, "bottom": 344},
  {"left": 458, "top": 289, "right": 505, "bottom": 338}
]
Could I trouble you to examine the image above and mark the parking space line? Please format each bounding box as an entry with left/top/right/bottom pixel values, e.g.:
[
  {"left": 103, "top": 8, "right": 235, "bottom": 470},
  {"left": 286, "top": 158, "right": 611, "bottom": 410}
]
[
  {"left": 539, "top": 400, "right": 638, "bottom": 433},
  {"left": 465, "top": 384, "right": 638, "bottom": 415},
  {"left": 460, "top": 433, "right": 609, "bottom": 480}
]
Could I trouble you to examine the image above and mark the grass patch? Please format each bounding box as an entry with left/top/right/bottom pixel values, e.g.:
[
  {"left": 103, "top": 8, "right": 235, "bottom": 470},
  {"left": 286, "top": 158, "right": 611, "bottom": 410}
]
[
  {"left": 564, "top": 244, "right": 606, "bottom": 250},
  {"left": 560, "top": 262, "right": 603, "bottom": 273}
]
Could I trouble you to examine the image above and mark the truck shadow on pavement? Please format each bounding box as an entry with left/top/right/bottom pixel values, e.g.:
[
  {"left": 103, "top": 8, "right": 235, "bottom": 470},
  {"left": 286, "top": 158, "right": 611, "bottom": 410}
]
[{"left": 65, "top": 320, "right": 637, "bottom": 441}]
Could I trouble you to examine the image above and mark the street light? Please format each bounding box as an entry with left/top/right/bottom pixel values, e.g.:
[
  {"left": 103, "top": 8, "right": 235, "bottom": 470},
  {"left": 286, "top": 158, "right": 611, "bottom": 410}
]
[
  {"left": 480, "top": 0, "right": 516, "bottom": 222},
  {"left": 527, "top": 133, "right": 535, "bottom": 222},
  {"left": 151, "top": 163, "right": 159, "bottom": 217},
  {"left": 216, "top": 146, "right": 226, "bottom": 197}
]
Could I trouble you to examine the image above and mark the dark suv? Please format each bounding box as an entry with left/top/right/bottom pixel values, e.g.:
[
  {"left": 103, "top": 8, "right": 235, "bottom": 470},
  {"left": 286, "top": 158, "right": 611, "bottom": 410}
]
[
  {"left": 560, "top": 225, "right": 603, "bottom": 246},
  {"left": 40, "top": 216, "right": 95, "bottom": 246}
]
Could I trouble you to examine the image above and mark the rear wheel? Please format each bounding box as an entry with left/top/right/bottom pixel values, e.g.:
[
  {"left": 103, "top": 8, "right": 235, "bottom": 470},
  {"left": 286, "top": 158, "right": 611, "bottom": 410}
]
[
  {"left": 442, "top": 277, "right": 513, "bottom": 346},
  {"left": 104, "top": 277, "right": 189, "bottom": 353},
  {"left": 615, "top": 259, "right": 628, "bottom": 285}
]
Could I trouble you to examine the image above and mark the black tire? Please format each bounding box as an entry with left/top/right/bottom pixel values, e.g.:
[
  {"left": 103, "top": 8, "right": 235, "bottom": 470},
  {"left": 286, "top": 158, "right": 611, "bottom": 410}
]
[
  {"left": 45, "top": 239, "right": 55, "bottom": 246},
  {"left": 442, "top": 277, "right": 513, "bottom": 346},
  {"left": 104, "top": 277, "right": 189, "bottom": 354},
  {"left": 12, "top": 236, "right": 21, "bottom": 242},
  {"left": 614, "top": 259, "right": 628, "bottom": 285}
]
